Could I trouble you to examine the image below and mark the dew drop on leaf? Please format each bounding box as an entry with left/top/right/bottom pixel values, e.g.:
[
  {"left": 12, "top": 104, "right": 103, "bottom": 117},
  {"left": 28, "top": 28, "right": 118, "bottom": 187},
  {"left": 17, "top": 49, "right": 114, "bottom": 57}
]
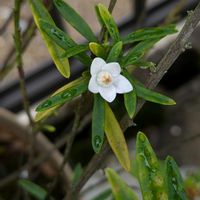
[{"left": 94, "top": 135, "right": 102, "bottom": 148}]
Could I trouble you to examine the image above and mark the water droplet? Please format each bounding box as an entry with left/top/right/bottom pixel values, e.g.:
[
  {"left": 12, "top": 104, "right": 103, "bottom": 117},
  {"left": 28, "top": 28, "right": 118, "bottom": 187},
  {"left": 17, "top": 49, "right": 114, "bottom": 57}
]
[
  {"left": 41, "top": 100, "right": 52, "bottom": 109},
  {"left": 61, "top": 91, "right": 71, "bottom": 99},
  {"left": 94, "top": 136, "right": 102, "bottom": 148}
]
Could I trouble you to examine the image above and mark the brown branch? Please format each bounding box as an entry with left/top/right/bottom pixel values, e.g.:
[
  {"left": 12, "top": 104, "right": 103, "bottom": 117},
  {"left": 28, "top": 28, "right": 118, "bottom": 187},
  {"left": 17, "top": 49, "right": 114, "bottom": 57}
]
[{"left": 65, "top": 1, "right": 200, "bottom": 199}]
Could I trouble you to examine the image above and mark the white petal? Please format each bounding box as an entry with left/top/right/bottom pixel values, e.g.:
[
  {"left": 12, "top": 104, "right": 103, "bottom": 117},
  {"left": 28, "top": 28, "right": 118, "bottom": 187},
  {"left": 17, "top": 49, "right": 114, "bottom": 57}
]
[
  {"left": 114, "top": 75, "right": 133, "bottom": 94},
  {"left": 99, "top": 85, "right": 116, "bottom": 102},
  {"left": 88, "top": 76, "right": 99, "bottom": 93},
  {"left": 102, "top": 62, "right": 121, "bottom": 77},
  {"left": 90, "top": 57, "right": 106, "bottom": 75}
]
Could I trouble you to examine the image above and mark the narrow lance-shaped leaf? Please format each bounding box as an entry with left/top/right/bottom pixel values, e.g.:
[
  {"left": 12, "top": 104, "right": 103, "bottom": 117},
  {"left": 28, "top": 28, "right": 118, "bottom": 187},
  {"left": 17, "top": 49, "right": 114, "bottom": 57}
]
[
  {"left": 36, "top": 77, "right": 89, "bottom": 112},
  {"left": 18, "top": 179, "right": 54, "bottom": 200},
  {"left": 123, "top": 24, "right": 177, "bottom": 44},
  {"left": 97, "top": 4, "right": 120, "bottom": 43},
  {"left": 107, "top": 41, "right": 123, "bottom": 62},
  {"left": 35, "top": 78, "right": 88, "bottom": 121},
  {"left": 104, "top": 102, "right": 130, "bottom": 171},
  {"left": 89, "top": 42, "right": 107, "bottom": 59},
  {"left": 105, "top": 168, "right": 139, "bottom": 200},
  {"left": 132, "top": 59, "right": 156, "bottom": 72},
  {"left": 124, "top": 88, "right": 137, "bottom": 118},
  {"left": 39, "top": 20, "right": 91, "bottom": 65},
  {"left": 165, "top": 156, "right": 187, "bottom": 200},
  {"left": 123, "top": 71, "right": 176, "bottom": 106},
  {"left": 136, "top": 132, "right": 168, "bottom": 200},
  {"left": 29, "top": 0, "right": 70, "bottom": 78},
  {"left": 92, "top": 94, "right": 105, "bottom": 153},
  {"left": 122, "top": 38, "right": 160, "bottom": 67},
  {"left": 54, "top": 0, "right": 96, "bottom": 42}
]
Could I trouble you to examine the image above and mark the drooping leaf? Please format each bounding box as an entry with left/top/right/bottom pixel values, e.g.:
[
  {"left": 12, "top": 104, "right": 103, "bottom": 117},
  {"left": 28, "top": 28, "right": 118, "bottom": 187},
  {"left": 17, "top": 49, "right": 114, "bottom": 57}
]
[
  {"left": 89, "top": 42, "right": 107, "bottom": 58},
  {"left": 39, "top": 20, "right": 91, "bottom": 65},
  {"left": 104, "top": 103, "right": 130, "bottom": 171},
  {"left": 91, "top": 189, "right": 114, "bottom": 200},
  {"left": 18, "top": 179, "right": 54, "bottom": 200},
  {"left": 97, "top": 4, "right": 120, "bottom": 43},
  {"left": 165, "top": 156, "right": 187, "bottom": 200},
  {"left": 54, "top": 0, "right": 96, "bottom": 42},
  {"left": 41, "top": 124, "right": 56, "bottom": 132},
  {"left": 107, "top": 41, "right": 123, "bottom": 62},
  {"left": 105, "top": 168, "right": 138, "bottom": 200},
  {"left": 123, "top": 24, "right": 177, "bottom": 44},
  {"left": 71, "top": 163, "right": 83, "bottom": 187},
  {"left": 122, "top": 38, "right": 160, "bottom": 67},
  {"left": 29, "top": 0, "right": 70, "bottom": 78},
  {"left": 35, "top": 77, "right": 88, "bottom": 114},
  {"left": 136, "top": 132, "right": 168, "bottom": 200},
  {"left": 92, "top": 94, "right": 105, "bottom": 153}
]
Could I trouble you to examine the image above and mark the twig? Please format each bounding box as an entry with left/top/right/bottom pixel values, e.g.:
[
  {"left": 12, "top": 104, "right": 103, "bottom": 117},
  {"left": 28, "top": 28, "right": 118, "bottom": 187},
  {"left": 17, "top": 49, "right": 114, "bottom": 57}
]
[
  {"left": 14, "top": 0, "right": 36, "bottom": 179},
  {"left": 0, "top": 11, "right": 13, "bottom": 35},
  {"left": 0, "top": 18, "right": 36, "bottom": 80},
  {"left": 65, "top": 1, "right": 200, "bottom": 198}
]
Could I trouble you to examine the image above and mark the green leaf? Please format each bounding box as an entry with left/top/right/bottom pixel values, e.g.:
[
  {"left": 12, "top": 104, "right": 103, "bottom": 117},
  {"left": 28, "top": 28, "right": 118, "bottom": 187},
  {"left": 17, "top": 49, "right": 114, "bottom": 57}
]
[
  {"left": 18, "top": 179, "right": 54, "bottom": 200},
  {"left": 89, "top": 42, "right": 107, "bottom": 58},
  {"left": 124, "top": 90, "right": 137, "bottom": 118},
  {"left": 134, "top": 81, "right": 176, "bottom": 106},
  {"left": 35, "top": 77, "right": 88, "bottom": 113},
  {"left": 123, "top": 24, "right": 177, "bottom": 44},
  {"left": 42, "top": 124, "right": 56, "bottom": 132},
  {"left": 92, "top": 94, "right": 105, "bottom": 153},
  {"left": 39, "top": 20, "right": 91, "bottom": 65},
  {"left": 91, "top": 189, "right": 113, "bottom": 200},
  {"left": 136, "top": 132, "right": 168, "bottom": 200},
  {"left": 123, "top": 71, "right": 176, "bottom": 106},
  {"left": 107, "top": 41, "right": 123, "bottom": 62},
  {"left": 29, "top": 0, "right": 70, "bottom": 78},
  {"left": 165, "top": 156, "right": 187, "bottom": 200},
  {"left": 104, "top": 102, "right": 130, "bottom": 171},
  {"left": 71, "top": 163, "right": 83, "bottom": 187},
  {"left": 54, "top": 0, "right": 96, "bottom": 42},
  {"left": 97, "top": 4, "right": 120, "bottom": 43},
  {"left": 105, "top": 168, "right": 138, "bottom": 200},
  {"left": 122, "top": 38, "right": 160, "bottom": 67}
]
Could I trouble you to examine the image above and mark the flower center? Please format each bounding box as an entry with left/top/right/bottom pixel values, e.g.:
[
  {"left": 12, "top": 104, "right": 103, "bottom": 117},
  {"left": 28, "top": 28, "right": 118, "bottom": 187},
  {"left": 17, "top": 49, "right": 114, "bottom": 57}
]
[{"left": 96, "top": 71, "right": 113, "bottom": 87}]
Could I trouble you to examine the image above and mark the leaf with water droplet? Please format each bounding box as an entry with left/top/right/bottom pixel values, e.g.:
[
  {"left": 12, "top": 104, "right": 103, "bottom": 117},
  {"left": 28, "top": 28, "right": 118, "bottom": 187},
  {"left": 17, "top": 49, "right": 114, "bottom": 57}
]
[
  {"left": 35, "top": 77, "right": 89, "bottom": 112},
  {"left": 97, "top": 4, "right": 120, "bottom": 43},
  {"left": 92, "top": 94, "right": 105, "bottom": 153},
  {"left": 136, "top": 132, "right": 168, "bottom": 200},
  {"left": 122, "top": 24, "right": 177, "bottom": 44},
  {"left": 165, "top": 156, "right": 187, "bottom": 200}
]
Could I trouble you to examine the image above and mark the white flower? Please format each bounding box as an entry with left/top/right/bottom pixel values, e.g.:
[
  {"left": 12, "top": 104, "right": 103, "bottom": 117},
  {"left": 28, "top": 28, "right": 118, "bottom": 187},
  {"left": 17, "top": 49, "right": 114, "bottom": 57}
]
[{"left": 88, "top": 57, "right": 133, "bottom": 102}]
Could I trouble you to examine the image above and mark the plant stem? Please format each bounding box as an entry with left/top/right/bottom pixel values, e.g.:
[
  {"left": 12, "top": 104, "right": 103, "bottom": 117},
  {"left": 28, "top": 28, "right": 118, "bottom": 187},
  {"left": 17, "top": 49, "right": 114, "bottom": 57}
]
[{"left": 14, "top": 0, "right": 35, "bottom": 178}]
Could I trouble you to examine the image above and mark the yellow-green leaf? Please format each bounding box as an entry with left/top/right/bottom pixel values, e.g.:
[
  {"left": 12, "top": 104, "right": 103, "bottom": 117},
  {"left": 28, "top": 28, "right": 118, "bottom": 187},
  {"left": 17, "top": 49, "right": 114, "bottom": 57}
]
[
  {"left": 104, "top": 103, "right": 130, "bottom": 171},
  {"left": 105, "top": 168, "right": 138, "bottom": 200},
  {"left": 89, "top": 42, "right": 107, "bottom": 59},
  {"left": 29, "top": 0, "right": 70, "bottom": 78},
  {"left": 97, "top": 4, "right": 120, "bottom": 43},
  {"left": 35, "top": 77, "right": 87, "bottom": 121}
]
